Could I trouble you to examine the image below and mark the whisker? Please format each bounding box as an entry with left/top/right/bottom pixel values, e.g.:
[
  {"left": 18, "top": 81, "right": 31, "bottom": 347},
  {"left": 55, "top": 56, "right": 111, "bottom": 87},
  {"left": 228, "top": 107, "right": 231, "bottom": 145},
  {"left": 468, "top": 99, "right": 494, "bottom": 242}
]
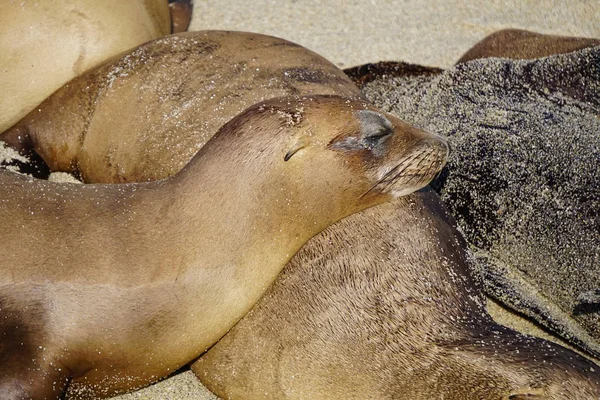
[{"left": 360, "top": 146, "right": 446, "bottom": 198}]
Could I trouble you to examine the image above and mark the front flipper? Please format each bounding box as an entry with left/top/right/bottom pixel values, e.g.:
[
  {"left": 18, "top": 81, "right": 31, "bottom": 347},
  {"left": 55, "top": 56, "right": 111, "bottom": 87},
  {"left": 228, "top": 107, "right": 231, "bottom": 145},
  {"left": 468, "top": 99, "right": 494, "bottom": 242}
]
[
  {"left": 471, "top": 249, "right": 600, "bottom": 360},
  {"left": 574, "top": 289, "right": 600, "bottom": 315},
  {"left": 168, "top": 0, "right": 193, "bottom": 33}
]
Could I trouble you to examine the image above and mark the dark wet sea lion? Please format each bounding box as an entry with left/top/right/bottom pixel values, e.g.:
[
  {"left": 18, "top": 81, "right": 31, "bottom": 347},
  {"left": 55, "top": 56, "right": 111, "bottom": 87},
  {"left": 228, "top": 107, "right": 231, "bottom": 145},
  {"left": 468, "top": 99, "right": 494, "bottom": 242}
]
[
  {"left": 0, "top": 30, "right": 362, "bottom": 183},
  {"left": 0, "top": 95, "right": 448, "bottom": 399},
  {"left": 194, "top": 190, "right": 600, "bottom": 399},
  {"left": 0, "top": 0, "right": 171, "bottom": 133},
  {"left": 354, "top": 46, "right": 600, "bottom": 360},
  {"left": 457, "top": 29, "right": 600, "bottom": 63}
]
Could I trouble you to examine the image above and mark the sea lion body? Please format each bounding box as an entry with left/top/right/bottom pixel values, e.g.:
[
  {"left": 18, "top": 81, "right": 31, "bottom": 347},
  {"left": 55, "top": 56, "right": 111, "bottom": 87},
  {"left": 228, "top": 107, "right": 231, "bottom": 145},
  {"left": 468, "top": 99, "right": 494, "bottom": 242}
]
[
  {"left": 0, "top": 0, "right": 171, "bottom": 133},
  {"left": 194, "top": 190, "right": 600, "bottom": 399},
  {"left": 457, "top": 29, "right": 600, "bottom": 63},
  {"left": 0, "top": 95, "right": 448, "bottom": 399},
  {"left": 0, "top": 30, "right": 363, "bottom": 183}
]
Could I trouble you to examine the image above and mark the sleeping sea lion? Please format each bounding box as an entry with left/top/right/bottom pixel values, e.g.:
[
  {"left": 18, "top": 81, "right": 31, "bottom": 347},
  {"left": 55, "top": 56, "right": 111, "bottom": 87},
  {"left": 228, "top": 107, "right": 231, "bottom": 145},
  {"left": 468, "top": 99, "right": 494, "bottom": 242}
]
[
  {"left": 0, "top": 30, "right": 363, "bottom": 183},
  {"left": 0, "top": 95, "right": 448, "bottom": 399},
  {"left": 0, "top": 0, "right": 171, "bottom": 133},
  {"left": 194, "top": 190, "right": 600, "bottom": 400},
  {"left": 8, "top": 28, "right": 597, "bottom": 398}
]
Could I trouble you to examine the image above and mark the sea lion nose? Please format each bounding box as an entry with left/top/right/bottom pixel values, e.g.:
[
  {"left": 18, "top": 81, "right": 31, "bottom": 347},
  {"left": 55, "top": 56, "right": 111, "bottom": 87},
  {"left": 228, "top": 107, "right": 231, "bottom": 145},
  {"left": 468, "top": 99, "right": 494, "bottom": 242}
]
[
  {"left": 418, "top": 134, "right": 450, "bottom": 166},
  {"left": 437, "top": 136, "right": 450, "bottom": 162}
]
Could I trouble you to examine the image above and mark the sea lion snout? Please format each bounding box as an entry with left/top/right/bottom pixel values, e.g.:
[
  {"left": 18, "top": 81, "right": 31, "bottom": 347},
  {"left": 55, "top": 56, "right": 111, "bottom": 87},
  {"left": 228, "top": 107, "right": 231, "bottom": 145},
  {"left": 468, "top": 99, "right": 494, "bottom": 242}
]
[
  {"left": 277, "top": 98, "right": 448, "bottom": 208},
  {"left": 359, "top": 116, "right": 449, "bottom": 198}
]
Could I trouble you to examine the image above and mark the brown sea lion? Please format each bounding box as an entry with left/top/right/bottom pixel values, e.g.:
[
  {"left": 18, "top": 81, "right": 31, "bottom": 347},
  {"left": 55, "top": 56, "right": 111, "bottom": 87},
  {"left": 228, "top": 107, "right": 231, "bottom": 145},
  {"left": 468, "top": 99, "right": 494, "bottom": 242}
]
[
  {"left": 8, "top": 28, "right": 595, "bottom": 397},
  {"left": 0, "top": 0, "right": 171, "bottom": 133},
  {"left": 0, "top": 95, "right": 449, "bottom": 399},
  {"left": 0, "top": 30, "right": 363, "bottom": 183},
  {"left": 457, "top": 29, "right": 600, "bottom": 63},
  {"left": 193, "top": 189, "right": 600, "bottom": 400}
]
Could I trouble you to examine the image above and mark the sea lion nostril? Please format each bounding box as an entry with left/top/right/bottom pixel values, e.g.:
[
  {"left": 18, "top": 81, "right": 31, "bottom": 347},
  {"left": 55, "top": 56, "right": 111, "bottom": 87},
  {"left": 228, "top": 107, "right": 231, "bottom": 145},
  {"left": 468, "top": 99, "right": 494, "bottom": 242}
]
[
  {"left": 423, "top": 136, "right": 449, "bottom": 154},
  {"left": 409, "top": 137, "right": 450, "bottom": 169}
]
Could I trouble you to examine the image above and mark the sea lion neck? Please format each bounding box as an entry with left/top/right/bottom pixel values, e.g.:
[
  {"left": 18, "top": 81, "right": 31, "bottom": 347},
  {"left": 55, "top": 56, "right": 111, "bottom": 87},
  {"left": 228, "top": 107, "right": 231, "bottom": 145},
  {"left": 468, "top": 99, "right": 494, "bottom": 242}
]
[{"left": 161, "top": 143, "right": 337, "bottom": 286}]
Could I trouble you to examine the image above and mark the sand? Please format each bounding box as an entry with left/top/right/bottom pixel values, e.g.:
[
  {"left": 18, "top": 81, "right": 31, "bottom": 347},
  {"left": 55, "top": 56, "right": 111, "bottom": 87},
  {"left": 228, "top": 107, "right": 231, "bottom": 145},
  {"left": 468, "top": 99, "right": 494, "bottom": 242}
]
[
  {"left": 190, "top": 0, "right": 599, "bottom": 69},
  {"left": 1, "top": 0, "right": 598, "bottom": 398}
]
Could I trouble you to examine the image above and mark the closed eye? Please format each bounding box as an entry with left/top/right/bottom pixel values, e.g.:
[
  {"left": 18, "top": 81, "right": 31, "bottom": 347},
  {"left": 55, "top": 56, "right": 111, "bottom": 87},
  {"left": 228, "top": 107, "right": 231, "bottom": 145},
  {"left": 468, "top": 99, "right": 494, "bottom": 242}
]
[
  {"left": 363, "top": 128, "right": 393, "bottom": 148},
  {"left": 355, "top": 109, "right": 395, "bottom": 150}
]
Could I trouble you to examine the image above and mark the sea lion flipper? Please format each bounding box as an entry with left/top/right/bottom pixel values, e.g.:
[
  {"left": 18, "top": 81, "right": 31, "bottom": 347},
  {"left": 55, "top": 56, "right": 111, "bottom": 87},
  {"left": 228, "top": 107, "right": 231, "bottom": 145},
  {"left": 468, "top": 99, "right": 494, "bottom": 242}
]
[
  {"left": 168, "top": 0, "right": 193, "bottom": 33},
  {"left": 574, "top": 289, "right": 600, "bottom": 315},
  {"left": 472, "top": 250, "right": 600, "bottom": 359}
]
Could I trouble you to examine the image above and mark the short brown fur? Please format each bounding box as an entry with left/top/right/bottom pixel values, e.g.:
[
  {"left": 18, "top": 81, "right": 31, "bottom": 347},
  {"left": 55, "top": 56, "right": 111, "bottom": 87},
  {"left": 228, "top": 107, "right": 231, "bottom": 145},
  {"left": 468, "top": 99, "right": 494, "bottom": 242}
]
[
  {"left": 194, "top": 190, "right": 600, "bottom": 399},
  {"left": 0, "top": 0, "right": 171, "bottom": 133}
]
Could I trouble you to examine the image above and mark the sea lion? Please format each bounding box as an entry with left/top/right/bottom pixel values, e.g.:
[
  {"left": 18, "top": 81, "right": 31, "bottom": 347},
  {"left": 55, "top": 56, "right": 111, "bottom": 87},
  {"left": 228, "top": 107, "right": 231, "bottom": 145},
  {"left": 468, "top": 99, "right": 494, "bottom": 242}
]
[
  {"left": 0, "top": 95, "right": 449, "bottom": 399},
  {"left": 457, "top": 29, "right": 600, "bottom": 63},
  {"left": 354, "top": 46, "right": 600, "bottom": 359},
  {"left": 194, "top": 190, "right": 600, "bottom": 400},
  {"left": 0, "top": 30, "right": 363, "bottom": 183},
  {"left": 0, "top": 0, "right": 171, "bottom": 133}
]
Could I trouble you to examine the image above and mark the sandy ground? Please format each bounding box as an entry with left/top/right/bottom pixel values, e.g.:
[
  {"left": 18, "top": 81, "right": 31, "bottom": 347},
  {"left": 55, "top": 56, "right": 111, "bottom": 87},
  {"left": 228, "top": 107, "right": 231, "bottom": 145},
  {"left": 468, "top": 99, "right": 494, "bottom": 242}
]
[
  {"left": 190, "top": 0, "right": 600, "bottom": 69},
  {"left": 109, "top": 1, "right": 600, "bottom": 399}
]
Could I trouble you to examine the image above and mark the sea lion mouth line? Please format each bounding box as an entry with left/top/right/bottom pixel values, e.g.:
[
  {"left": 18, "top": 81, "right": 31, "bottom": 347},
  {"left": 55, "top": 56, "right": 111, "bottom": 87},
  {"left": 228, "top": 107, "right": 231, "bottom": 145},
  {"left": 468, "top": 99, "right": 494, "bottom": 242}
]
[{"left": 361, "top": 147, "right": 445, "bottom": 198}]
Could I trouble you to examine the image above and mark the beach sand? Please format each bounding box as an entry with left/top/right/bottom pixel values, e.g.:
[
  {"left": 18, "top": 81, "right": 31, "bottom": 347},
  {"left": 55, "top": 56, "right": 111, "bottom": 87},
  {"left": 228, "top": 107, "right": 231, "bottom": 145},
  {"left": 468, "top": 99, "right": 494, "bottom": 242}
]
[
  {"left": 2, "top": 0, "right": 598, "bottom": 398},
  {"left": 190, "top": 0, "right": 599, "bottom": 69}
]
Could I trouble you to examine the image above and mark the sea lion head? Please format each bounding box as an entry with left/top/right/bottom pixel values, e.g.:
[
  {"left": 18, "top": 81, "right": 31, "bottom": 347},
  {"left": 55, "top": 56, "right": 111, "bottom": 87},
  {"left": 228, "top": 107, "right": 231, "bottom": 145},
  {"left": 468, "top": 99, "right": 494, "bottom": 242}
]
[
  {"left": 189, "top": 94, "right": 448, "bottom": 235},
  {"left": 273, "top": 95, "right": 449, "bottom": 205}
]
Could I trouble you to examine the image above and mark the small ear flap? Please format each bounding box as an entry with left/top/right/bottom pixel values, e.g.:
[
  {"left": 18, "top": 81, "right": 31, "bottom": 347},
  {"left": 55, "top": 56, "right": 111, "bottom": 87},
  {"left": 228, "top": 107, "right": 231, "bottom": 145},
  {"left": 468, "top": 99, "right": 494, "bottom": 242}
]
[{"left": 284, "top": 137, "right": 310, "bottom": 161}]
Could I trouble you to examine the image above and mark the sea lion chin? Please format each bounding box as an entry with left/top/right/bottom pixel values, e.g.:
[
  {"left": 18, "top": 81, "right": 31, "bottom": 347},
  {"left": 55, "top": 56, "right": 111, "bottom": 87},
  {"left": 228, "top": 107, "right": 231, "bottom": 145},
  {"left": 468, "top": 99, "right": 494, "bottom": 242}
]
[{"left": 0, "top": 95, "right": 448, "bottom": 399}]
